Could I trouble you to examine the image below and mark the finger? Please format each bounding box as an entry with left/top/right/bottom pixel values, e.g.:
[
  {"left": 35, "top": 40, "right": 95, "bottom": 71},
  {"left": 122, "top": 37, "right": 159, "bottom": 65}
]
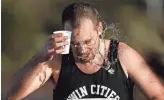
[
  {"left": 54, "top": 36, "right": 68, "bottom": 43},
  {"left": 48, "top": 48, "right": 55, "bottom": 54},
  {"left": 51, "top": 33, "right": 63, "bottom": 38},
  {"left": 55, "top": 41, "right": 69, "bottom": 48},
  {"left": 55, "top": 48, "right": 65, "bottom": 54}
]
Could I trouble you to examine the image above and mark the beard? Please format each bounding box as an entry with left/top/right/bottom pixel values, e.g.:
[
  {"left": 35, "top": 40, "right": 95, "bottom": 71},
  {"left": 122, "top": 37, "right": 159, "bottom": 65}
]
[
  {"left": 78, "top": 54, "right": 92, "bottom": 63},
  {"left": 74, "top": 40, "right": 100, "bottom": 63},
  {"left": 77, "top": 49, "right": 97, "bottom": 63}
]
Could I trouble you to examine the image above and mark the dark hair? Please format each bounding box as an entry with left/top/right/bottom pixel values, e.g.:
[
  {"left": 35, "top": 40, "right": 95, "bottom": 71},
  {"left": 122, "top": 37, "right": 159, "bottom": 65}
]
[{"left": 62, "top": 2, "right": 100, "bottom": 28}]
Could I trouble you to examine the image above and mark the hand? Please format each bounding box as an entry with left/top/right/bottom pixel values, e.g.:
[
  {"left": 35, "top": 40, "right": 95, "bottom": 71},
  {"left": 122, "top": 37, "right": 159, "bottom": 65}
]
[{"left": 37, "top": 33, "right": 69, "bottom": 61}]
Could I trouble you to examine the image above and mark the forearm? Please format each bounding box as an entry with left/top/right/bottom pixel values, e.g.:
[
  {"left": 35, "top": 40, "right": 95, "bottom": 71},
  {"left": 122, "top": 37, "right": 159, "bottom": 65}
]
[
  {"left": 7, "top": 54, "right": 52, "bottom": 100},
  {"left": 148, "top": 82, "right": 164, "bottom": 100}
]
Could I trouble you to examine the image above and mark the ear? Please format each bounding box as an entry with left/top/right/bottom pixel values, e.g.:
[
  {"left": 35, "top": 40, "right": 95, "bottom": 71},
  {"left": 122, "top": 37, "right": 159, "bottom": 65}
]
[{"left": 96, "top": 22, "right": 103, "bottom": 35}]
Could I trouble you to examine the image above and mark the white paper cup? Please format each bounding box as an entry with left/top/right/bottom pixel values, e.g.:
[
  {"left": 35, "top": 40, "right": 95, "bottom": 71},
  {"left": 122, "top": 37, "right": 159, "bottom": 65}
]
[{"left": 53, "top": 30, "right": 72, "bottom": 54}]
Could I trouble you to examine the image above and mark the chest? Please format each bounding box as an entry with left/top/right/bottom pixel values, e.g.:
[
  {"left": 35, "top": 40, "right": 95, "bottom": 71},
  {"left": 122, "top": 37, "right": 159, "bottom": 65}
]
[{"left": 55, "top": 65, "right": 130, "bottom": 99}]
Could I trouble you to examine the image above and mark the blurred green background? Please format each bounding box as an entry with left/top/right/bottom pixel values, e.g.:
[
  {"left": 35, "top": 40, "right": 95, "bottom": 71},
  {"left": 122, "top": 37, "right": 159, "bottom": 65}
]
[{"left": 2, "top": 0, "right": 164, "bottom": 100}]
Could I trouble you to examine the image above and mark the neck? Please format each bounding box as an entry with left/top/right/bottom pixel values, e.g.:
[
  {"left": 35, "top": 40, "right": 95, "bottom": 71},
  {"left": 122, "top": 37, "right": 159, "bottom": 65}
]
[{"left": 91, "top": 39, "right": 107, "bottom": 65}]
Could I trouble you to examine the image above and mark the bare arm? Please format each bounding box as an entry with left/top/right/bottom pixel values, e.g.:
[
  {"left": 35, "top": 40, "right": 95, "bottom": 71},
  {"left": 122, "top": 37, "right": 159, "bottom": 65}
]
[
  {"left": 119, "top": 43, "right": 164, "bottom": 100},
  {"left": 7, "top": 33, "right": 68, "bottom": 100},
  {"left": 7, "top": 54, "right": 54, "bottom": 100}
]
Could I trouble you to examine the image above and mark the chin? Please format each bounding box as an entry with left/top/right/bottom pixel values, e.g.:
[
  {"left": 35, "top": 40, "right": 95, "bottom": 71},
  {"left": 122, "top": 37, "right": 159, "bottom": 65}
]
[
  {"left": 80, "top": 58, "right": 91, "bottom": 63},
  {"left": 79, "top": 55, "right": 94, "bottom": 63}
]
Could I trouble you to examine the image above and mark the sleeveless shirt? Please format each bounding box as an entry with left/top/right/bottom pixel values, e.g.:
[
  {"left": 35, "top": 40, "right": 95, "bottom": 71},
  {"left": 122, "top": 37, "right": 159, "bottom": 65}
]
[{"left": 52, "top": 39, "right": 134, "bottom": 100}]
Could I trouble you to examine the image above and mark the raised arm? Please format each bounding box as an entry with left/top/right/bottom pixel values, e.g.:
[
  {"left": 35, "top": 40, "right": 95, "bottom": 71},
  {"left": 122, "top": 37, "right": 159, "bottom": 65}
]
[
  {"left": 7, "top": 33, "right": 69, "bottom": 100},
  {"left": 7, "top": 54, "right": 54, "bottom": 100},
  {"left": 119, "top": 43, "right": 164, "bottom": 100}
]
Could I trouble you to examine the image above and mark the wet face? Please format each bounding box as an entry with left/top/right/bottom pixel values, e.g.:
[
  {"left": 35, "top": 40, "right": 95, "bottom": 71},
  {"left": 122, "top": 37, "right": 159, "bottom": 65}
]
[{"left": 64, "top": 18, "right": 102, "bottom": 63}]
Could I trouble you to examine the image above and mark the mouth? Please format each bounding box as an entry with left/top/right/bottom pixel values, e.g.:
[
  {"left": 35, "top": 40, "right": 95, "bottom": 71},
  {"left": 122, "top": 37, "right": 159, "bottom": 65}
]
[
  {"left": 77, "top": 53, "right": 94, "bottom": 62},
  {"left": 78, "top": 53, "right": 90, "bottom": 58},
  {"left": 77, "top": 55, "right": 88, "bottom": 60}
]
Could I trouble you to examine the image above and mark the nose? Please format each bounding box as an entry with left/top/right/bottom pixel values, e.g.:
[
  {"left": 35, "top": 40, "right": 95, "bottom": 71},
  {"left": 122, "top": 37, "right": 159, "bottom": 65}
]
[{"left": 78, "top": 43, "right": 87, "bottom": 54}]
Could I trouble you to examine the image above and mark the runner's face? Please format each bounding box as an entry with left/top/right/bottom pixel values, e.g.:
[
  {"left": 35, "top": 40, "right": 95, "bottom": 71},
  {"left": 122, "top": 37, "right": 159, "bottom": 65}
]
[{"left": 64, "top": 18, "right": 102, "bottom": 63}]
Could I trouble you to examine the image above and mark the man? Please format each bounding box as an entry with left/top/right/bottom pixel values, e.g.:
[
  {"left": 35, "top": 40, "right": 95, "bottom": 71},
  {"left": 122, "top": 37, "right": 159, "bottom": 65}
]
[{"left": 7, "top": 2, "right": 164, "bottom": 100}]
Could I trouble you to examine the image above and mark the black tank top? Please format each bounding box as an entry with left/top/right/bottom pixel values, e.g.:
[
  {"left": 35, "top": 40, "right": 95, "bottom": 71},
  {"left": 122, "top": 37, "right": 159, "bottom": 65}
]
[{"left": 52, "top": 40, "right": 134, "bottom": 100}]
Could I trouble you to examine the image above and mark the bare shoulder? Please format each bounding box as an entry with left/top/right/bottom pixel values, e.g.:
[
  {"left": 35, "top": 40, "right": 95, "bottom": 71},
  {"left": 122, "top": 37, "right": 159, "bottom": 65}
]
[
  {"left": 118, "top": 42, "right": 145, "bottom": 64},
  {"left": 104, "top": 39, "right": 131, "bottom": 53},
  {"left": 104, "top": 39, "right": 135, "bottom": 56},
  {"left": 118, "top": 42, "right": 147, "bottom": 75},
  {"left": 117, "top": 42, "right": 132, "bottom": 77},
  {"left": 103, "top": 39, "right": 135, "bottom": 60}
]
